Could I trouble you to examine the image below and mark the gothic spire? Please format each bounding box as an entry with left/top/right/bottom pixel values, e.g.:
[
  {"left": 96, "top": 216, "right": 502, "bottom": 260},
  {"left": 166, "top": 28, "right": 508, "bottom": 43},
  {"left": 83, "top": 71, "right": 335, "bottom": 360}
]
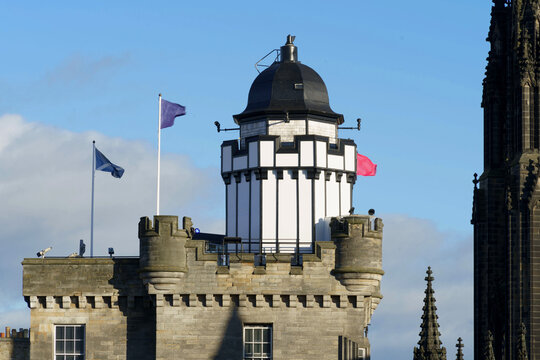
[
  {"left": 456, "top": 338, "right": 464, "bottom": 360},
  {"left": 413, "top": 267, "right": 447, "bottom": 360}
]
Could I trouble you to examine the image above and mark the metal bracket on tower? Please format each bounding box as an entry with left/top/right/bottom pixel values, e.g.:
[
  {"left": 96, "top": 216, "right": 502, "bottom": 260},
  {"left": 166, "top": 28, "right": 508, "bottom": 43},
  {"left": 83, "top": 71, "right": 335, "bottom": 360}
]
[
  {"left": 214, "top": 121, "right": 239, "bottom": 133},
  {"left": 338, "top": 118, "right": 362, "bottom": 131}
]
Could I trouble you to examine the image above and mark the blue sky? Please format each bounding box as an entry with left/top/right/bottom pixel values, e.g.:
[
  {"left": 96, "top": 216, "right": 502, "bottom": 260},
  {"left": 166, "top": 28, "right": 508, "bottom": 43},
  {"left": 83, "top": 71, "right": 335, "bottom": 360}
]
[{"left": 0, "top": 1, "right": 491, "bottom": 358}]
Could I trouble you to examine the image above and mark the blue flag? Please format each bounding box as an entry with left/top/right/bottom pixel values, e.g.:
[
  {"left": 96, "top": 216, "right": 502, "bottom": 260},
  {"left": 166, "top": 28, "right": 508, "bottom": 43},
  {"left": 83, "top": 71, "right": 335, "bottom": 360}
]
[
  {"left": 95, "top": 148, "right": 124, "bottom": 178},
  {"left": 161, "top": 99, "right": 186, "bottom": 129}
]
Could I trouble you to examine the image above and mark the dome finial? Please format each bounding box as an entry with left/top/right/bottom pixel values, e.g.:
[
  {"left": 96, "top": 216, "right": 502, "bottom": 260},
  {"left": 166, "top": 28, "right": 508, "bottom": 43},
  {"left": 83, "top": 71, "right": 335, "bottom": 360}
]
[
  {"left": 286, "top": 34, "right": 295, "bottom": 45},
  {"left": 280, "top": 34, "right": 298, "bottom": 63}
]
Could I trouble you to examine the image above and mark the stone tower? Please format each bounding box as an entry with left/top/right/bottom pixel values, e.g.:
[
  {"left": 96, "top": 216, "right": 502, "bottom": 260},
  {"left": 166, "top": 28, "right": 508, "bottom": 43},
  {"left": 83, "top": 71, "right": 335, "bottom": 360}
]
[
  {"left": 413, "top": 267, "right": 447, "bottom": 360},
  {"left": 472, "top": 1, "right": 540, "bottom": 359}
]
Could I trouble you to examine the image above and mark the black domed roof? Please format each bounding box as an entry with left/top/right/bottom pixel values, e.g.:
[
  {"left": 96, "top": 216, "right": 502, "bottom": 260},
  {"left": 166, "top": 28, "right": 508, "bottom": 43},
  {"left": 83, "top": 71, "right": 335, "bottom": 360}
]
[{"left": 234, "top": 36, "right": 343, "bottom": 124}]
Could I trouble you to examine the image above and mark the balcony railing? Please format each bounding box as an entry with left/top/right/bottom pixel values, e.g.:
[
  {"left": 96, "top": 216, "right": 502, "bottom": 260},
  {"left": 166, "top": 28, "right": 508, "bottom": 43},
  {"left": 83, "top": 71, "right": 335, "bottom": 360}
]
[{"left": 205, "top": 237, "right": 306, "bottom": 266}]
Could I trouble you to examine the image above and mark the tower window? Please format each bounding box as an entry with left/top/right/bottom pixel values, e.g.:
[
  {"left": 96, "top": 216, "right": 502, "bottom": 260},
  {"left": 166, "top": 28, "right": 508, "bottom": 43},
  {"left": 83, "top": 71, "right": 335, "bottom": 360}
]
[
  {"left": 294, "top": 83, "right": 304, "bottom": 90},
  {"left": 244, "top": 324, "right": 272, "bottom": 359},
  {"left": 55, "top": 324, "right": 85, "bottom": 360}
]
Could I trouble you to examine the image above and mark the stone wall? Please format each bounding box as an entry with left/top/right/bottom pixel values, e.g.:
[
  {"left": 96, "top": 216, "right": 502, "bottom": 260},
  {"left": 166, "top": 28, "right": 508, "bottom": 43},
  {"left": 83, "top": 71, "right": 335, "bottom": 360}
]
[
  {"left": 22, "top": 215, "right": 382, "bottom": 359},
  {"left": 155, "top": 296, "right": 370, "bottom": 359},
  {"left": 0, "top": 338, "right": 29, "bottom": 360},
  {"left": 28, "top": 299, "right": 154, "bottom": 360}
]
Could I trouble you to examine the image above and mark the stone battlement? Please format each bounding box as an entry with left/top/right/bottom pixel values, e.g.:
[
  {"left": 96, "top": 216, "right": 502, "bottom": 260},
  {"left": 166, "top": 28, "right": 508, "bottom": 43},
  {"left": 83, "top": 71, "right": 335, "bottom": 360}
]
[
  {"left": 22, "top": 214, "right": 383, "bottom": 359},
  {"left": 23, "top": 214, "right": 383, "bottom": 315}
]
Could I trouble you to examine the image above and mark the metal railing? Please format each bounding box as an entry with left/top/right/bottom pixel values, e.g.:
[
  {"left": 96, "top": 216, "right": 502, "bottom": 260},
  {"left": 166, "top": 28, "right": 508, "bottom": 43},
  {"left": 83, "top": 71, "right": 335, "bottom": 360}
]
[{"left": 206, "top": 238, "right": 308, "bottom": 267}]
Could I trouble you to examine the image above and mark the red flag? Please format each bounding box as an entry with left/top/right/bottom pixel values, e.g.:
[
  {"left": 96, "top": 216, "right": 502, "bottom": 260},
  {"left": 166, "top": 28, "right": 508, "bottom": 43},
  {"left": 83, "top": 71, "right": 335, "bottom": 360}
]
[{"left": 356, "top": 153, "right": 377, "bottom": 176}]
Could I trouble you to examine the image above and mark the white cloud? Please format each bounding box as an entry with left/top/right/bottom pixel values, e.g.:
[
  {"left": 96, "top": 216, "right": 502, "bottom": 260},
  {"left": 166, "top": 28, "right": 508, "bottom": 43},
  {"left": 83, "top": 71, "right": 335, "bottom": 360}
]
[
  {"left": 370, "top": 214, "right": 473, "bottom": 360},
  {"left": 0, "top": 113, "right": 224, "bottom": 329}
]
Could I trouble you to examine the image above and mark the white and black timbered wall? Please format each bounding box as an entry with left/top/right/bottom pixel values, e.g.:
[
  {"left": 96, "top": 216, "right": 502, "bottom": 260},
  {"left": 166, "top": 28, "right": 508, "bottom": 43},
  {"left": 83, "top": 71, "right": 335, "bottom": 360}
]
[{"left": 221, "top": 135, "right": 357, "bottom": 254}]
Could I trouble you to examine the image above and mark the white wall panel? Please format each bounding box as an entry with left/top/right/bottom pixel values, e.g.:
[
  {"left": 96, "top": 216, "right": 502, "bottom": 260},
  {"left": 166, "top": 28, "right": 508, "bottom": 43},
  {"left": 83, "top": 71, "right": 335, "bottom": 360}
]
[
  {"left": 298, "top": 171, "right": 312, "bottom": 251},
  {"left": 233, "top": 155, "right": 247, "bottom": 171},
  {"left": 260, "top": 141, "right": 274, "bottom": 167},
  {"left": 268, "top": 120, "right": 306, "bottom": 143},
  {"left": 250, "top": 175, "right": 261, "bottom": 253},
  {"left": 307, "top": 120, "right": 337, "bottom": 143},
  {"left": 316, "top": 141, "right": 327, "bottom": 168},
  {"left": 300, "top": 141, "right": 314, "bottom": 167},
  {"left": 313, "top": 177, "right": 326, "bottom": 241},
  {"left": 326, "top": 173, "right": 340, "bottom": 218},
  {"left": 276, "top": 153, "right": 298, "bottom": 167},
  {"left": 222, "top": 146, "right": 232, "bottom": 172},
  {"left": 237, "top": 180, "right": 250, "bottom": 249},
  {"left": 248, "top": 142, "right": 259, "bottom": 168},
  {"left": 226, "top": 183, "right": 236, "bottom": 236},
  {"left": 340, "top": 181, "right": 352, "bottom": 216},
  {"left": 278, "top": 171, "right": 297, "bottom": 252},
  {"left": 261, "top": 171, "right": 277, "bottom": 251},
  {"left": 328, "top": 154, "right": 344, "bottom": 170},
  {"left": 344, "top": 145, "right": 355, "bottom": 172}
]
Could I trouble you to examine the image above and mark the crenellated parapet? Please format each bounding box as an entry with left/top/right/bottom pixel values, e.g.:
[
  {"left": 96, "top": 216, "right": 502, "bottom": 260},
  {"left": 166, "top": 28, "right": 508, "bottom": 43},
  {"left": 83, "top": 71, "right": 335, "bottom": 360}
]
[{"left": 330, "top": 215, "right": 384, "bottom": 296}]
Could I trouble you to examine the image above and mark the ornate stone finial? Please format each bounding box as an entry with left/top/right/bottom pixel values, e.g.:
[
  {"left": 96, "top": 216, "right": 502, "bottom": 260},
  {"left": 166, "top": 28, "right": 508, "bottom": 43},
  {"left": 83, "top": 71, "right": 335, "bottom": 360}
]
[
  {"left": 455, "top": 338, "right": 464, "bottom": 360},
  {"left": 484, "top": 331, "right": 496, "bottom": 360},
  {"left": 517, "top": 323, "right": 528, "bottom": 360},
  {"left": 413, "top": 267, "right": 447, "bottom": 360},
  {"left": 473, "top": 173, "right": 479, "bottom": 189}
]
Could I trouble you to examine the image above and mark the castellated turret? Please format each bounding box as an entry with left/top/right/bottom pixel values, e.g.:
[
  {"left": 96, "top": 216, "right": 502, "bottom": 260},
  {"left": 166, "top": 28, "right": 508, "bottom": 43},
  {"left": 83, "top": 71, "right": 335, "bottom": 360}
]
[
  {"left": 21, "top": 36, "right": 384, "bottom": 360},
  {"left": 138, "top": 215, "right": 190, "bottom": 293},
  {"left": 331, "top": 215, "right": 383, "bottom": 296}
]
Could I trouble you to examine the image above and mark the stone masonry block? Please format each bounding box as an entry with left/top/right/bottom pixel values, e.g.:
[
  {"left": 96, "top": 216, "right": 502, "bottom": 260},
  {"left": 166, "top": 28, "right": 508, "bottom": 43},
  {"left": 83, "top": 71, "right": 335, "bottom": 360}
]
[
  {"left": 222, "top": 294, "right": 231, "bottom": 307},
  {"left": 272, "top": 294, "right": 281, "bottom": 308},
  {"left": 289, "top": 295, "right": 297, "bottom": 308},
  {"left": 61, "top": 296, "right": 70, "bottom": 309},
  {"left": 29, "top": 296, "right": 38, "bottom": 309},
  {"left": 206, "top": 294, "right": 213, "bottom": 307},
  {"left": 189, "top": 294, "right": 197, "bottom": 307},
  {"left": 155, "top": 294, "right": 164, "bottom": 307},
  {"left": 239, "top": 294, "right": 247, "bottom": 307},
  {"left": 94, "top": 296, "right": 103, "bottom": 309},
  {"left": 172, "top": 294, "right": 181, "bottom": 307},
  {"left": 255, "top": 294, "right": 264, "bottom": 308},
  {"left": 340, "top": 295, "right": 348, "bottom": 308},
  {"left": 306, "top": 295, "right": 314, "bottom": 308},
  {"left": 356, "top": 295, "right": 364, "bottom": 309},
  {"left": 45, "top": 296, "right": 54, "bottom": 309},
  {"left": 79, "top": 296, "right": 87, "bottom": 309}
]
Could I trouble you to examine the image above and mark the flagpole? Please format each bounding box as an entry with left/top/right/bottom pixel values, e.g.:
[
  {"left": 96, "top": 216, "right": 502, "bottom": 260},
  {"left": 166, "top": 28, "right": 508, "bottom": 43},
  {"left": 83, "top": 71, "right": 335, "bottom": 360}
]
[
  {"left": 157, "top": 94, "right": 162, "bottom": 215},
  {"left": 91, "top": 140, "right": 95, "bottom": 258}
]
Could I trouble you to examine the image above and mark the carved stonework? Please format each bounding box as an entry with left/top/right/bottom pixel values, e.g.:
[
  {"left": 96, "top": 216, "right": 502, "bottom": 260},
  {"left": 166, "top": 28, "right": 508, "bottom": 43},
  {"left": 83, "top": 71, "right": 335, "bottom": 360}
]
[
  {"left": 475, "top": 1, "right": 540, "bottom": 360},
  {"left": 413, "top": 267, "right": 447, "bottom": 360},
  {"left": 517, "top": 323, "right": 529, "bottom": 360}
]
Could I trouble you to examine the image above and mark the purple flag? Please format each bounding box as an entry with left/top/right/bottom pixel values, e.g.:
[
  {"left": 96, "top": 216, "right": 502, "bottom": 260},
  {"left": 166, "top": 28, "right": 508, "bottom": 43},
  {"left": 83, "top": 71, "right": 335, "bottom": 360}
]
[{"left": 161, "top": 99, "right": 186, "bottom": 129}]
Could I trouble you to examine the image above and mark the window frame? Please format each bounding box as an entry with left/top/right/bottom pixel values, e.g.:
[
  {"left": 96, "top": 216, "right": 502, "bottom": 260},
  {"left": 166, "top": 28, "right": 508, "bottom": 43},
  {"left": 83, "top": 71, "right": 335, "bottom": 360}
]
[
  {"left": 54, "top": 324, "right": 85, "bottom": 360},
  {"left": 243, "top": 324, "right": 272, "bottom": 360}
]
